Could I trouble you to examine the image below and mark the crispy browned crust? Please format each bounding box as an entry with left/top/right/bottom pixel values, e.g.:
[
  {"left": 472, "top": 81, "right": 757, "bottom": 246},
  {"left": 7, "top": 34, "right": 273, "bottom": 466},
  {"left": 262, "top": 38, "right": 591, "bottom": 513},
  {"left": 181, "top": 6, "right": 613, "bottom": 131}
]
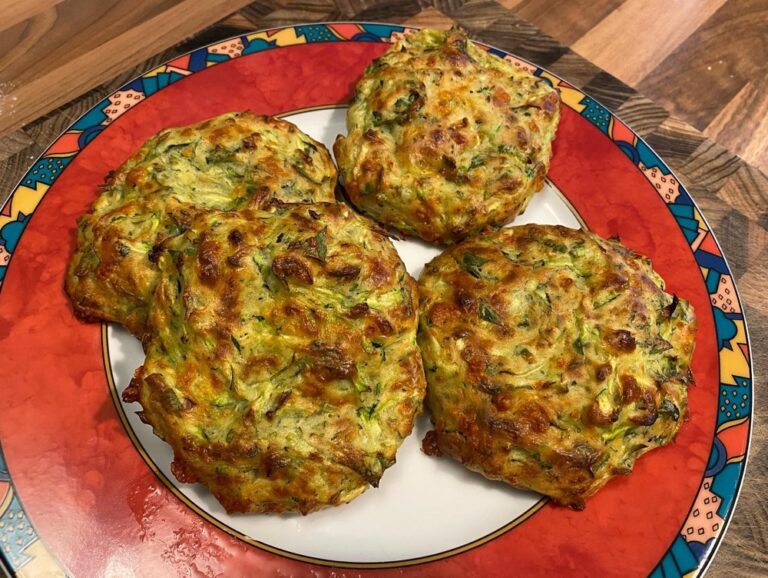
[
  {"left": 335, "top": 28, "right": 560, "bottom": 244},
  {"left": 133, "top": 203, "right": 425, "bottom": 514},
  {"left": 66, "top": 111, "right": 337, "bottom": 337},
  {"left": 417, "top": 224, "right": 696, "bottom": 508}
]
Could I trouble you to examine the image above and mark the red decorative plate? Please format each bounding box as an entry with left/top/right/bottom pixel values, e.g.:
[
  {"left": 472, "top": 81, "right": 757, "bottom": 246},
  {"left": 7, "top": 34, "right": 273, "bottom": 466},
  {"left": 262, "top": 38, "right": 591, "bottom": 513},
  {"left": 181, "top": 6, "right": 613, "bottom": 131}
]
[{"left": 0, "top": 23, "right": 752, "bottom": 577}]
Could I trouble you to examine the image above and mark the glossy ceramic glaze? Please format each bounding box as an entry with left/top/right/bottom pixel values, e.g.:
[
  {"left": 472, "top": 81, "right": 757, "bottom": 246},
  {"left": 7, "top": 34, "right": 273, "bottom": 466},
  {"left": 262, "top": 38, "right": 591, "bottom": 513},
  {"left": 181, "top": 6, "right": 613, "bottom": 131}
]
[{"left": 0, "top": 23, "right": 751, "bottom": 578}]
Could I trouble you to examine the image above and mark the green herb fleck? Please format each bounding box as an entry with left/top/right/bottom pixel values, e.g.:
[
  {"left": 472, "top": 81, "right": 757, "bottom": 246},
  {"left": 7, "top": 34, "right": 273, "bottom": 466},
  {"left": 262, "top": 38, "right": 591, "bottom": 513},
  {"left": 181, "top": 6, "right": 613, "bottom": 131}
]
[
  {"left": 658, "top": 399, "right": 680, "bottom": 421},
  {"left": 401, "top": 286, "right": 414, "bottom": 315},
  {"left": 479, "top": 299, "right": 503, "bottom": 325},
  {"left": 502, "top": 249, "right": 521, "bottom": 263},
  {"left": 316, "top": 229, "right": 327, "bottom": 261},
  {"left": 293, "top": 163, "right": 321, "bottom": 184},
  {"left": 569, "top": 239, "right": 586, "bottom": 257},
  {"left": 159, "top": 387, "right": 182, "bottom": 413},
  {"left": 589, "top": 453, "right": 609, "bottom": 476},
  {"left": 294, "top": 227, "right": 327, "bottom": 262},
  {"left": 271, "top": 356, "right": 307, "bottom": 385},
  {"left": 357, "top": 403, "right": 378, "bottom": 423},
  {"left": 353, "top": 377, "right": 371, "bottom": 393},
  {"left": 524, "top": 166, "right": 536, "bottom": 178},
  {"left": 231, "top": 335, "right": 241, "bottom": 353},
  {"left": 594, "top": 293, "right": 620, "bottom": 309},
  {"left": 534, "top": 283, "right": 552, "bottom": 307},
  {"left": 602, "top": 425, "right": 630, "bottom": 442},
  {"left": 460, "top": 252, "right": 489, "bottom": 279},
  {"left": 542, "top": 239, "right": 568, "bottom": 253},
  {"left": 394, "top": 91, "right": 419, "bottom": 112},
  {"left": 645, "top": 336, "right": 673, "bottom": 354},
  {"left": 255, "top": 257, "right": 282, "bottom": 293},
  {"left": 485, "top": 363, "right": 501, "bottom": 376},
  {"left": 467, "top": 156, "right": 485, "bottom": 171}
]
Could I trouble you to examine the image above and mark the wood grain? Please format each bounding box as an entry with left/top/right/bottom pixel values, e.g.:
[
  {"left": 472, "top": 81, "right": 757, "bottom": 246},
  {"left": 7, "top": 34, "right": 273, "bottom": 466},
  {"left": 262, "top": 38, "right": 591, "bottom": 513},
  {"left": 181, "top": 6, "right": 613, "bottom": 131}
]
[
  {"left": 0, "top": 0, "right": 180, "bottom": 84},
  {"left": 638, "top": 0, "right": 768, "bottom": 133},
  {"left": 403, "top": 6, "right": 455, "bottom": 29},
  {"left": 507, "top": 0, "right": 624, "bottom": 46},
  {"left": 571, "top": 0, "right": 728, "bottom": 87},
  {"left": 0, "top": 1, "right": 765, "bottom": 576},
  {"left": 0, "top": 0, "right": 255, "bottom": 135},
  {"left": 3, "top": 0, "right": 767, "bottom": 175},
  {"left": 510, "top": 0, "right": 768, "bottom": 175},
  {"left": 706, "top": 77, "right": 768, "bottom": 171},
  {"left": 4, "top": 0, "right": 65, "bottom": 30}
]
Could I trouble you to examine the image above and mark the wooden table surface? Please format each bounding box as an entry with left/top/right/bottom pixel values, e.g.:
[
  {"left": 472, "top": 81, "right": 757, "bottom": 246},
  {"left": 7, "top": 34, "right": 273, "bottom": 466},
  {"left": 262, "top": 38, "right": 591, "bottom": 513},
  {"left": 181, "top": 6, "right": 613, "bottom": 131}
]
[{"left": 0, "top": 1, "right": 765, "bottom": 576}]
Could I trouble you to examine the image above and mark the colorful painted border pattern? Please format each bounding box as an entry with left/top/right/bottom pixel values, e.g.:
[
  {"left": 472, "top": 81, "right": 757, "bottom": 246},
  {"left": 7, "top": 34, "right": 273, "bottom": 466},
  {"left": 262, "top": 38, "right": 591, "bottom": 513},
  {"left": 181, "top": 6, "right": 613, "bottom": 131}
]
[
  {"left": 0, "top": 449, "right": 66, "bottom": 576},
  {"left": 0, "top": 23, "right": 751, "bottom": 577}
]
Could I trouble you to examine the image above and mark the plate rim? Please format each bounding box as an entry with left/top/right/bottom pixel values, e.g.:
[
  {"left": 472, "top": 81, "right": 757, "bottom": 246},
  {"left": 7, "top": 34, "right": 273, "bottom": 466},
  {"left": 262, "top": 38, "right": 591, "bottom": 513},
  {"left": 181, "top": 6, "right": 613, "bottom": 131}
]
[{"left": 0, "top": 21, "right": 753, "bottom": 577}]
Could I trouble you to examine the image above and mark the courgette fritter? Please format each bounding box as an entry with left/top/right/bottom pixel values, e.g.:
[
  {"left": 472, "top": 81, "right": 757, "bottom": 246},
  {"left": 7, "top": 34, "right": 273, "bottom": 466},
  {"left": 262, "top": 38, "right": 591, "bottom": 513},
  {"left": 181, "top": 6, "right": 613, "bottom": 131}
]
[
  {"left": 123, "top": 203, "right": 425, "bottom": 514},
  {"left": 417, "top": 225, "right": 696, "bottom": 508},
  {"left": 66, "top": 112, "right": 337, "bottom": 336},
  {"left": 334, "top": 28, "right": 560, "bottom": 245}
]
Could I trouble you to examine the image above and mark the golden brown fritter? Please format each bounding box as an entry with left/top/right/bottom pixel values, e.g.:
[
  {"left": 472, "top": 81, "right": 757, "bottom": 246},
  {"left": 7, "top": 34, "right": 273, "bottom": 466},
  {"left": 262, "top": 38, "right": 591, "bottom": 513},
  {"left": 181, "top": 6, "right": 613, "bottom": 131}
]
[
  {"left": 417, "top": 225, "right": 696, "bottom": 508},
  {"left": 66, "top": 112, "right": 337, "bottom": 336},
  {"left": 334, "top": 28, "right": 560, "bottom": 245},
  {"left": 123, "top": 203, "right": 425, "bottom": 514}
]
